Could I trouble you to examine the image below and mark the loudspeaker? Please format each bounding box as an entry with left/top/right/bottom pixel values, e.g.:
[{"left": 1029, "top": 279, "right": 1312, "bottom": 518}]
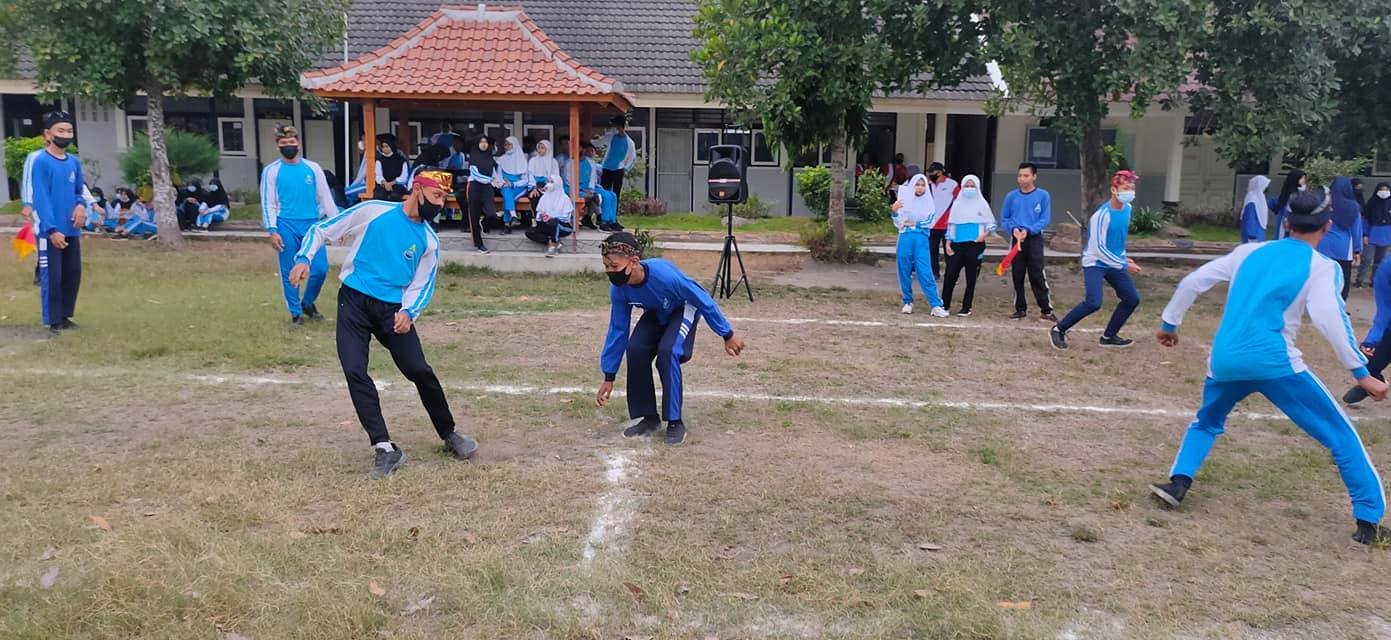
[{"left": 707, "top": 144, "right": 748, "bottom": 204}]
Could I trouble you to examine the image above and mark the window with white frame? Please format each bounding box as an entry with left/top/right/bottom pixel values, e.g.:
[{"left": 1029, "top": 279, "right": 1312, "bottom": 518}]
[
  {"left": 751, "top": 130, "right": 779, "bottom": 166},
  {"left": 693, "top": 128, "right": 778, "bottom": 165},
  {"left": 626, "top": 126, "right": 646, "bottom": 157},
  {"left": 1026, "top": 127, "right": 1116, "bottom": 170},
  {"left": 127, "top": 116, "right": 148, "bottom": 146},
  {"left": 524, "top": 125, "right": 554, "bottom": 147},
  {"left": 693, "top": 128, "right": 721, "bottom": 164},
  {"left": 217, "top": 117, "right": 247, "bottom": 156},
  {"left": 1375, "top": 151, "right": 1391, "bottom": 175},
  {"left": 391, "top": 121, "right": 424, "bottom": 148},
  {"left": 485, "top": 124, "right": 512, "bottom": 144}
]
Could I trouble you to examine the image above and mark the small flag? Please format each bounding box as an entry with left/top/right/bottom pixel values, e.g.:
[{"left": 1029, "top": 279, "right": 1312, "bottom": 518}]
[
  {"left": 11, "top": 221, "right": 36, "bottom": 261},
  {"left": 995, "top": 239, "right": 1020, "bottom": 276}
]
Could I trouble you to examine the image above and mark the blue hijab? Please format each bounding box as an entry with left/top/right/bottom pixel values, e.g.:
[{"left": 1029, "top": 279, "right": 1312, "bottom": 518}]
[{"left": 1330, "top": 176, "right": 1361, "bottom": 231}]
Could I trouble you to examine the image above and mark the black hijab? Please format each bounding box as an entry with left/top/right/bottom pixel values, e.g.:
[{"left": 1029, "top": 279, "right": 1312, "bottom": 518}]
[
  {"left": 1366, "top": 182, "right": 1391, "bottom": 228},
  {"left": 467, "top": 135, "right": 496, "bottom": 175},
  {"left": 202, "top": 178, "right": 229, "bottom": 207},
  {"left": 1276, "top": 169, "right": 1306, "bottom": 213},
  {"left": 376, "top": 134, "right": 407, "bottom": 182}
]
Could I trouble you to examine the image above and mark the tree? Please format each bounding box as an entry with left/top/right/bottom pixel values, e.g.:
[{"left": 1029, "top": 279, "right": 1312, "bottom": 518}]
[
  {"left": 11, "top": 0, "right": 347, "bottom": 247},
  {"left": 693, "top": 0, "right": 985, "bottom": 255},
  {"left": 982, "top": 0, "right": 1205, "bottom": 214},
  {"left": 119, "top": 132, "right": 222, "bottom": 191}
]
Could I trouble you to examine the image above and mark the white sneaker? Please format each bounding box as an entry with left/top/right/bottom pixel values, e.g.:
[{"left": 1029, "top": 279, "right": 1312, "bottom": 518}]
[
  {"left": 901, "top": 303, "right": 913, "bottom": 315},
  {"left": 930, "top": 307, "right": 950, "bottom": 318},
  {"left": 544, "top": 246, "right": 558, "bottom": 258}
]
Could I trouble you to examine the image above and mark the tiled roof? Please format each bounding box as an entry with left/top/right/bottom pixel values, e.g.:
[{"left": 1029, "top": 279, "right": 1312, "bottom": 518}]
[
  {"left": 303, "top": 5, "right": 629, "bottom": 105},
  {"left": 330, "top": 0, "right": 994, "bottom": 99}
]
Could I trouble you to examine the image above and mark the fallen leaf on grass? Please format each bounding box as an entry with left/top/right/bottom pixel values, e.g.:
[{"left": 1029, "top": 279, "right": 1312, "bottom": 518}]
[
  {"left": 337, "top": 420, "right": 354, "bottom": 427},
  {"left": 445, "top": 321, "right": 458, "bottom": 327},
  {"left": 288, "top": 531, "right": 307, "bottom": 540},
  {"left": 997, "top": 601, "right": 1032, "bottom": 610},
  {"left": 715, "top": 545, "right": 737, "bottom": 560},
  {"left": 38, "top": 566, "right": 59, "bottom": 589},
  {"left": 461, "top": 531, "right": 479, "bottom": 545},
  {"left": 407, "top": 527, "right": 419, "bottom": 541},
  {"left": 675, "top": 584, "right": 691, "bottom": 596},
  {"left": 723, "top": 592, "right": 758, "bottom": 601},
  {"left": 38, "top": 547, "right": 57, "bottom": 561},
  {"left": 146, "top": 299, "right": 162, "bottom": 304},
  {"left": 142, "top": 511, "right": 158, "bottom": 517},
  {"left": 368, "top": 581, "right": 386, "bottom": 597},
  {"left": 305, "top": 526, "right": 344, "bottom": 535},
  {"left": 917, "top": 543, "right": 942, "bottom": 551},
  {"left": 401, "top": 595, "right": 435, "bottom": 615},
  {"left": 222, "top": 633, "right": 251, "bottom": 640},
  {"left": 622, "top": 636, "right": 654, "bottom": 640},
  {"left": 778, "top": 574, "right": 794, "bottom": 586},
  {"left": 847, "top": 567, "right": 865, "bottom": 576},
  {"left": 88, "top": 516, "right": 111, "bottom": 531},
  {"left": 622, "top": 582, "right": 645, "bottom": 598},
  {"left": 912, "top": 589, "right": 930, "bottom": 600}
]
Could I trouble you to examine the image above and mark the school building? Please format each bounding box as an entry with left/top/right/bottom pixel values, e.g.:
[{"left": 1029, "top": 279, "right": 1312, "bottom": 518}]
[{"left": 4, "top": 0, "right": 1381, "bottom": 218}]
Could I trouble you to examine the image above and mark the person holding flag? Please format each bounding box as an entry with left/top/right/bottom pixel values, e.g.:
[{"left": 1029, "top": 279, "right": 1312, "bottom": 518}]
[
  {"left": 1000, "top": 163, "right": 1056, "bottom": 321},
  {"left": 290, "top": 170, "right": 479, "bottom": 478},
  {"left": 29, "top": 111, "right": 87, "bottom": 336}
]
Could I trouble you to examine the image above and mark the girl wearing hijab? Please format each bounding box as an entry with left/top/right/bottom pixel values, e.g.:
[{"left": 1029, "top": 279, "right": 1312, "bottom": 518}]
[
  {"left": 1357, "top": 183, "right": 1391, "bottom": 288},
  {"left": 1240, "top": 176, "right": 1272, "bottom": 243},
  {"left": 466, "top": 134, "right": 501, "bottom": 254},
  {"left": 107, "top": 187, "right": 140, "bottom": 233},
  {"left": 178, "top": 178, "right": 204, "bottom": 231},
  {"left": 1273, "top": 169, "right": 1307, "bottom": 240},
  {"left": 525, "top": 178, "right": 574, "bottom": 257},
  {"left": 114, "top": 188, "right": 157, "bottom": 239},
  {"left": 82, "top": 186, "right": 106, "bottom": 232},
  {"left": 496, "top": 136, "right": 533, "bottom": 232},
  {"left": 528, "top": 140, "right": 561, "bottom": 197},
  {"left": 195, "top": 178, "right": 231, "bottom": 231},
  {"left": 372, "top": 134, "right": 411, "bottom": 201},
  {"left": 1317, "top": 176, "right": 1364, "bottom": 299},
  {"left": 890, "top": 174, "right": 949, "bottom": 317},
  {"left": 940, "top": 175, "right": 996, "bottom": 317}
]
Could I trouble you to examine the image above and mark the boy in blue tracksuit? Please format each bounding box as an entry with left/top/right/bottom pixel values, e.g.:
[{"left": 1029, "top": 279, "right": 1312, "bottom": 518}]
[
  {"left": 596, "top": 233, "right": 746, "bottom": 445},
  {"left": 1151, "top": 191, "right": 1391, "bottom": 546},
  {"left": 594, "top": 116, "right": 636, "bottom": 229},
  {"left": 29, "top": 111, "right": 86, "bottom": 335},
  {"left": 1050, "top": 170, "right": 1142, "bottom": 349},
  {"left": 291, "top": 170, "right": 478, "bottom": 479},
  {"left": 999, "top": 162, "right": 1056, "bottom": 321},
  {"left": 1345, "top": 257, "right": 1391, "bottom": 405},
  {"left": 260, "top": 124, "right": 338, "bottom": 326}
]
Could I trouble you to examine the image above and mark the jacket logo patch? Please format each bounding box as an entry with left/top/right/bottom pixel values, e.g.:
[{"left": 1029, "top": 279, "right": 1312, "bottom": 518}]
[
  {"left": 1034, "top": 203, "right": 1042, "bottom": 214},
  {"left": 404, "top": 244, "right": 417, "bottom": 262}
]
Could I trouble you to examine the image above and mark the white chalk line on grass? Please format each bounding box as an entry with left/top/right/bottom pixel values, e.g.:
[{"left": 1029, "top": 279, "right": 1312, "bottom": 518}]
[
  {"left": 472, "top": 310, "right": 1102, "bottom": 334},
  {"left": 579, "top": 444, "right": 651, "bottom": 565},
  {"left": 7, "top": 366, "right": 1320, "bottom": 423}
]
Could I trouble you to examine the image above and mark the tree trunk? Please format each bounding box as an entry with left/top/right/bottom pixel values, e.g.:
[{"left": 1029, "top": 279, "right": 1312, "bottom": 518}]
[
  {"left": 827, "top": 133, "right": 849, "bottom": 253},
  {"left": 146, "top": 84, "right": 184, "bottom": 248},
  {"left": 1078, "top": 121, "right": 1109, "bottom": 217}
]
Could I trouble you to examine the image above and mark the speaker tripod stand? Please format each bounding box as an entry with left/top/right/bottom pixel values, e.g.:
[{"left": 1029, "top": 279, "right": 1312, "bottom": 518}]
[{"left": 711, "top": 202, "right": 753, "bottom": 301}]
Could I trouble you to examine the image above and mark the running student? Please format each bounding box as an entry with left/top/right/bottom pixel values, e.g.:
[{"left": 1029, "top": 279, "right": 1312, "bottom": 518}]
[
  {"left": 1050, "top": 170, "right": 1142, "bottom": 350},
  {"left": 891, "top": 174, "right": 949, "bottom": 317},
  {"left": 1150, "top": 191, "right": 1391, "bottom": 546},
  {"left": 291, "top": 170, "right": 479, "bottom": 478},
  {"left": 260, "top": 124, "right": 338, "bottom": 327},
  {"left": 1000, "top": 162, "right": 1055, "bottom": 321},
  {"left": 596, "top": 232, "right": 746, "bottom": 445}
]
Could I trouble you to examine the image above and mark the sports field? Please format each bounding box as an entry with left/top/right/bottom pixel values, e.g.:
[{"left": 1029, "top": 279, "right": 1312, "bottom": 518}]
[{"left": 3, "top": 239, "right": 1391, "bottom": 639}]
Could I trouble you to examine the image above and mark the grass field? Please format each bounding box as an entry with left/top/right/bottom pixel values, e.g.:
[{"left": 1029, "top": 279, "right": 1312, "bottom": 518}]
[{"left": 3, "top": 240, "right": 1391, "bottom": 639}]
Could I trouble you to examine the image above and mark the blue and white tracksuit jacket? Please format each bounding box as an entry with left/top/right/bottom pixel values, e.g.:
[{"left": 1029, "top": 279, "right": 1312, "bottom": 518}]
[{"left": 296, "top": 201, "right": 440, "bottom": 319}]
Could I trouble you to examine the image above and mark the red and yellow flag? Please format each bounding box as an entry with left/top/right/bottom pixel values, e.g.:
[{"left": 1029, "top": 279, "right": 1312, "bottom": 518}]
[
  {"left": 995, "top": 239, "right": 1021, "bottom": 276},
  {"left": 12, "top": 221, "right": 36, "bottom": 261}
]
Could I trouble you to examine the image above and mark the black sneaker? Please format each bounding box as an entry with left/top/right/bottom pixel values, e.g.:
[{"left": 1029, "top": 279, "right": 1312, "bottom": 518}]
[
  {"left": 302, "top": 304, "right": 325, "bottom": 322},
  {"left": 442, "top": 432, "right": 479, "bottom": 460},
  {"left": 1040, "top": 312, "right": 1059, "bottom": 322},
  {"left": 502, "top": 226, "right": 512, "bottom": 235},
  {"left": 623, "top": 416, "right": 661, "bottom": 438},
  {"left": 290, "top": 316, "right": 305, "bottom": 328},
  {"left": 476, "top": 246, "right": 492, "bottom": 255},
  {"left": 369, "top": 446, "right": 406, "bottom": 479},
  {"left": 664, "top": 421, "right": 687, "bottom": 445},
  {"left": 581, "top": 220, "right": 600, "bottom": 230},
  {"left": 44, "top": 326, "right": 63, "bottom": 339},
  {"left": 1345, "top": 385, "right": 1370, "bottom": 405},
  {"left": 1353, "top": 520, "right": 1391, "bottom": 546},
  {"left": 59, "top": 319, "right": 79, "bottom": 330},
  {"left": 1008, "top": 310, "right": 1027, "bottom": 320},
  {"left": 599, "top": 222, "right": 620, "bottom": 232},
  {"left": 1149, "top": 476, "right": 1191, "bottom": 508},
  {"left": 1099, "top": 335, "right": 1134, "bottom": 348},
  {"left": 1049, "top": 325, "right": 1069, "bottom": 350},
  {"left": 956, "top": 310, "right": 972, "bottom": 317}
]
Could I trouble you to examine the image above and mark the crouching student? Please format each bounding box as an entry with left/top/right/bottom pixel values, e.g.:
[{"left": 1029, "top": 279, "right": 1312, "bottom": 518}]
[
  {"left": 525, "top": 179, "right": 573, "bottom": 257},
  {"left": 196, "top": 178, "right": 230, "bottom": 231},
  {"left": 596, "top": 232, "right": 745, "bottom": 445},
  {"left": 81, "top": 186, "right": 106, "bottom": 232}
]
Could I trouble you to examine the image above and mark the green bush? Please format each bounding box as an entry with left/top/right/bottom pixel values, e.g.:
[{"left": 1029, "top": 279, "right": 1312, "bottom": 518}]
[
  {"left": 732, "top": 193, "right": 772, "bottom": 218},
  {"left": 1129, "top": 206, "right": 1172, "bottom": 234},
  {"left": 854, "top": 169, "right": 892, "bottom": 223},
  {"left": 5, "top": 136, "right": 78, "bottom": 180},
  {"left": 1301, "top": 156, "right": 1372, "bottom": 189},
  {"left": 799, "top": 222, "right": 867, "bottom": 263},
  {"left": 631, "top": 228, "right": 662, "bottom": 257},
  {"left": 796, "top": 166, "right": 831, "bottom": 219},
  {"left": 119, "top": 131, "right": 221, "bottom": 187}
]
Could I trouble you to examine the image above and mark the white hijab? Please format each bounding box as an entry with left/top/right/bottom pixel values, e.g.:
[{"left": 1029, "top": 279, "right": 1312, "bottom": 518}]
[
  {"left": 1244, "top": 175, "right": 1271, "bottom": 229},
  {"left": 528, "top": 140, "right": 560, "bottom": 182},
  {"left": 894, "top": 174, "right": 936, "bottom": 229},
  {"left": 498, "top": 136, "right": 529, "bottom": 175},
  {"left": 537, "top": 180, "right": 573, "bottom": 221},
  {"left": 948, "top": 174, "right": 994, "bottom": 225}
]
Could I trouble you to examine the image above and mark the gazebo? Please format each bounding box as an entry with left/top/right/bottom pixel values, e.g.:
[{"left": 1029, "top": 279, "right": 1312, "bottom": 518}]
[{"left": 302, "top": 3, "right": 634, "bottom": 239}]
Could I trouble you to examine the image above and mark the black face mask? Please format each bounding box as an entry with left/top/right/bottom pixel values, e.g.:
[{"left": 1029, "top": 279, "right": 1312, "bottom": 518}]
[
  {"left": 52, "top": 136, "right": 73, "bottom": 149},
  {"left": 279, "top": 145, "right": 299, "bottom": 159},
  {"left": 418, "top": 197, "right": 444, "bottom": 219},
  {"left": 607, "top": 268, "right": 631, "bottom": 286}
]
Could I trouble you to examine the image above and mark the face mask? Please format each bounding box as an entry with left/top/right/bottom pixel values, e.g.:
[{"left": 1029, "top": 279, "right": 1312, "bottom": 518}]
[
  {"left": 120, "top": 196, "right": 131, "bottom": 204},
  {"left": 417, "top": 196, "right": 443, "bottom": 218},
  {"left": 209, "top": 185, "right": 219, "bottom": 192},
  {"left": 187, "top": 185, "right": 197, "bottom": 192},
  {"left": 357, "top": 140, "right": 365, "bottom": 152},
  {"left": 1379, "top": 191, "right": 1390, "bottom": 200},
  {"left": 961, "top": 187, "right": 979, "bottom": 199},
  {"left": 1117, "top": 191, "right": 1136, "bottom": 204},
  {"left": 607, "top": 268, "right": 631, "bottom": 286},
  {"left": 1297, "top": 185, "right": 1307, "bottom": 192},
  {"left": 52, "top": 136, "right": 73, "bottom": 149},
  {"left": 279, "top": 145, "right": 298, "bottom": 159}
]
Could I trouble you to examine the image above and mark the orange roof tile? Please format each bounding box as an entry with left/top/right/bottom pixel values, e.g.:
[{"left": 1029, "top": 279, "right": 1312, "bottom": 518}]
[{"left": 302, "top": 4, "right": 630, "bottom": 107}]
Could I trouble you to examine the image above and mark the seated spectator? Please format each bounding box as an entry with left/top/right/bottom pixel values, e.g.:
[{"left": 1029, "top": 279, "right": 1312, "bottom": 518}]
[
  {"left": 114, "top": 193, "right": 157, "bottom": 239},
  {"left": 107, "top": 187, "right": 139, "bottom": 232},
  {"left": 82, "top": 186, "right": 106, "bottom": 232},
  {"left": 178, "top": 178, "right": 204, "bottom": 231},
  {"left": 528, "top": 140, "right": 560, "bottom": 197},
  {"left": 525, "top": 179, "right": 573, "bottom": 257},
  {"left": 195, "top": 178, "right": 230, "bottom": 231},
  {"left": 372, "top": 134, "right": 411, "bottom": 201},
  {"left": 497, "top": 136, "right": 533, "bottom": 231}
]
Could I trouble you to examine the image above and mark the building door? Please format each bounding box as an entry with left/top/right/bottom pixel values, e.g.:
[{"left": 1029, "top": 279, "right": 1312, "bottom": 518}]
[
  {"left": 946, "top": 115, "right": 993, "bottom": 193},
  {"left": 656, "top": 128, "right": 693, "bottom": 212}
]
